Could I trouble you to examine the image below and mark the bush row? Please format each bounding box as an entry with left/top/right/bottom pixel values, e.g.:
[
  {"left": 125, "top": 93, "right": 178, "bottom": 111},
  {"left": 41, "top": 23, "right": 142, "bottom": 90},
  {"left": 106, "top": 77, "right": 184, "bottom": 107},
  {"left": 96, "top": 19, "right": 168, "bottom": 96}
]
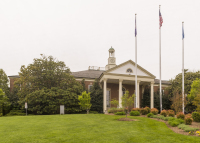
[
  {"left": 108, "top": 108, "right": 124, "bottom": 113},
  {"left": 132, "top": 107, "right": 158, "bottom": 115},
  {"left": 160, "top": 110, "right": 175, "bottom": 117}
]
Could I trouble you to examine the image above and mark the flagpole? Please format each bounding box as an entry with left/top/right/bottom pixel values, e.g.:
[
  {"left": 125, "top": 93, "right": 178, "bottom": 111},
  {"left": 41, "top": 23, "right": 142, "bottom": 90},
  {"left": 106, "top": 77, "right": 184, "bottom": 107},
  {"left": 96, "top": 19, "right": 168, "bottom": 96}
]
[
  {"left": 182, "top": 22, "right": 184, "bottom": 114},
  {"left": 135, "top": 14, "right": 138, "bottom": 108},
  {"left": 159, "top": 5, "right": 162, "bottom": 112}
]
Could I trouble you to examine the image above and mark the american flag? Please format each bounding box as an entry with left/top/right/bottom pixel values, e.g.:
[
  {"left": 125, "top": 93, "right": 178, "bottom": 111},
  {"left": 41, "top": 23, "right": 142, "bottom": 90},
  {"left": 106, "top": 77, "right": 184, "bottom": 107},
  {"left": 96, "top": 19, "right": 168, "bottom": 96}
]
[{"left": 159, "top": 9, "right": 163, "bottom": 28}]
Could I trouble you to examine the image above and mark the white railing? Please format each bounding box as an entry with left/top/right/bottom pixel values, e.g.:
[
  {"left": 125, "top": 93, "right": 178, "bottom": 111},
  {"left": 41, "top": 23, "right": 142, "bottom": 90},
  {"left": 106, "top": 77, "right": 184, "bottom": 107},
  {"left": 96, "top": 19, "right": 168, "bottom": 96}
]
[{"left": 88, "top": 66, "right": 105, "bottom": 71}]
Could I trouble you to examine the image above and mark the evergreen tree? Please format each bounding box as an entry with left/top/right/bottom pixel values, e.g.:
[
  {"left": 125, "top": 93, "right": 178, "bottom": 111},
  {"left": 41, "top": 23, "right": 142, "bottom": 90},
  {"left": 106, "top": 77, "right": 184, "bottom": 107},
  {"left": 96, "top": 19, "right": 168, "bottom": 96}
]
[{"left": 90, "top": 79, "right": 103, "bottom": 112}]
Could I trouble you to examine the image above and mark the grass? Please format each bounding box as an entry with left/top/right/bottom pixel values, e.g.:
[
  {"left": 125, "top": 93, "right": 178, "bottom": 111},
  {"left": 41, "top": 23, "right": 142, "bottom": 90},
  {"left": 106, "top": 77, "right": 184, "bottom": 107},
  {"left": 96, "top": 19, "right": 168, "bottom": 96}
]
[{"left": 0, "top": 114, "right": 200, "bottom": 143}]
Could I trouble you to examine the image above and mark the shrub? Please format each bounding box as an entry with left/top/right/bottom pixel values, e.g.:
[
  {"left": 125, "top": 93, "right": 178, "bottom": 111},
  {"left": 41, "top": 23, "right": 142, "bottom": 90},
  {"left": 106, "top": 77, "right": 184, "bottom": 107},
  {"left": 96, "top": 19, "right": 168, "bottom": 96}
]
[
  {"left": 176, "top": 112, "right": 185, "bottom": 120},
  {"left": 141, "top": 108, "right": 148, "bottom": 115},
  {"left": 185, "top": 114, "right": 193, "bottom": 125},
  {"left": 168, "top": 120, "right": 180, "bottom": 127},
  {"left": 0, "top": 113, "right": 2, "bottom": 117},
  {"left": 168, "top": 118, "right": 184, "bottom": 127},
  {"left": 184, "top": 127, "right": 198, "bottom": 132},
  {"left": 192, "top": 112, "right": 200, "bottom": 122},
  {"left": 6, "top": 110, "right": 25, "bottom": 116},
  {"left": 152, "top": 115, "right": 158, "bottom": 118},
  {"left": 115, "top": 112, "right": 125, "bottom": 115},
  {"left": 160, "top": 110, "right": 167, "bottom": 117},
  {"left": 168, "top": 110, "right": 175, "bottom": 117},
  {"left": 145, "top": 107, "right": 150, "bottom": 113},
  {"left": 130, "top": 111, "right": 140, "bottom": 116},
  {"left": 151, "top": 108, "right": 158, "bottom": 115},
  {"left": 89, "top": 111, "right": 99, "bottom": 114},
  {"left": 157, "top": 115, "right": 165, "bottom": 120},
  {"left": 178, "top": 124, "right": 199, "bottom": 132},
  {"left": 147, "top": 113, "right": 154, "bottom": 118},
  {"left": 163, "top": 117, "right": 174, "bottom": 121},
  {"left": 178, "top": 124, "right": 188, "bottom": 129},
  {"left": 132, "top": 108, "right": 141, "bottom": 112},
  {"left": 108, "top": 108, "right": 124, "bottom": 113}
]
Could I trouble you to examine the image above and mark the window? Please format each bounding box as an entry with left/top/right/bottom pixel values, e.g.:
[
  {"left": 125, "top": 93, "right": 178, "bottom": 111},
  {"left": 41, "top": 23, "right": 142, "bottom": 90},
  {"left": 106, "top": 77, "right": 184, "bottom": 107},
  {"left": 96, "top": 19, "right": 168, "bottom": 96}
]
[
  {"left": 122, "top": 87, "right": 126, "bottom": 96},
  {"left": 126, "top": 68, "right": 133, "bottom": 73},
  {"left": 88, "top": 85, "right": 93, "bottom": 91}
]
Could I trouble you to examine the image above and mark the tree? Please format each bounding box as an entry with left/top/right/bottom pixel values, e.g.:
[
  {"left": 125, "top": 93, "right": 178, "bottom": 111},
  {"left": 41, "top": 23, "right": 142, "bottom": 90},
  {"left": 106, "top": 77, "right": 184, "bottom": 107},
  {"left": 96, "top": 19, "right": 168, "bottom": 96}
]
[
  {"left": 154, "top": 88, "right": 171, "bottom": 111},
  {"left": 171, "top": 91, "right": 187, "bottom": 114},
  {"left": 81, "top": 78, "right": 87, "bottom": 92},
  {"left": 167, "top": 70, "right": 200, "bottom": 97},
  {"left": 90, "top": 79, "right": 103, "bottom": 112},
  {"left": 110, "top": 98, "right": 119, "bottom": 108},
  {"left": 0, "top": 89, "right": 10, "bottom": 116},
  {"left": 0, "top": 69, "right": 9, "bottom": 97},
  {"left": 27, "top": 88, "right": 82, "bottom": 114},
  {"left": 167, "top": 70, "right": 200, "bottom": 112},
  {"left": 15, "top": 55, "right": 83, "bottom": 113},
  {"left": 121, "top": 90, "right": 135, "bottom": 118},
  {"left": 141, "top": 85, "right": 171, "bottom": 111},
  {"left": 188, "top": 78, "right": 200, "bottom": 100},
  {"left": 78, "top": 91, "right": 92, "bottom": 114},
  {"left": 188, "top": 78, "right": 200, "bottom": 112}
]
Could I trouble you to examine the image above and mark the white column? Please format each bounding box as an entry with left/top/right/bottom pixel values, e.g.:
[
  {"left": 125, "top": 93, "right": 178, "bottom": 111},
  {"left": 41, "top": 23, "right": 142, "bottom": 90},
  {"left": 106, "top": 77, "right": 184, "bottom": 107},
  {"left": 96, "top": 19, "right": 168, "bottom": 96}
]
[
  {"left": 119, "top": 79, "right": 123, "bottom": 108},
  {"left": 137, "top": 80, "right": 140, "bottom": 108},
  {"left": 103, "top": 78, "right": 107, "bottom": 113},
  {"left": 151, "top": 82, "right": 154, "bottom": 109}
]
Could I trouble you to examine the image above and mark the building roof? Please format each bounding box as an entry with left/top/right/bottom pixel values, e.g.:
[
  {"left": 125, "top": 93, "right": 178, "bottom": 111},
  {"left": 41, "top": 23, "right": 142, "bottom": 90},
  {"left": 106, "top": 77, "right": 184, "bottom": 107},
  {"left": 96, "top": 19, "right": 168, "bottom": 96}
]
[
  {"left": 8, "top": 72, "right": 171, "bottom": 85},
  {"left": 71, "top": 69, "right": 171, "bottom": 85},
  {"left": 71, "top": 70, "right": 104, "bottom": 79},
  {"left": 8, "top": 75, "right": 20, "bottom": 78},
  {"left": 154, "top": 79, "right": 171, "bottom": 85}
]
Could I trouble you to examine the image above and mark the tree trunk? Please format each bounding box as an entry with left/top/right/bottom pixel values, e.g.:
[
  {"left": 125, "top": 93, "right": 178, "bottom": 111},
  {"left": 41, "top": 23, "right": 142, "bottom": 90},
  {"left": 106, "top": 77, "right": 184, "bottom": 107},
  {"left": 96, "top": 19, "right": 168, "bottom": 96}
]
[{"left": 87, "top": 109, "right": 89, "bottom": 114}]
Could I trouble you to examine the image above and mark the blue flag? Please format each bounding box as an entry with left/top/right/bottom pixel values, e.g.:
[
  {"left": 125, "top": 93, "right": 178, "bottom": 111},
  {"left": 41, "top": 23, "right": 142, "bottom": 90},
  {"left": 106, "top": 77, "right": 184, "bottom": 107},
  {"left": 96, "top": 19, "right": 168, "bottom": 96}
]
[
  {"left": 182, "top": 26, "right": 184, "bottom": 39},
  {"left": 135, "top": 17, "right": 137, "bottom": 37}
]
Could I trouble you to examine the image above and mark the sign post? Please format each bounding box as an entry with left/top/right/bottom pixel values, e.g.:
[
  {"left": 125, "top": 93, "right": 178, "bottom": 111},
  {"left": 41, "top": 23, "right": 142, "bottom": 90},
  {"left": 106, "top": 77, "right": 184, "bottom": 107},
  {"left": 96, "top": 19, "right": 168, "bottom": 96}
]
[
  {"left": 25, "top": 102, "right": 28, "bottom": 116},
  {"left": 60, "top": 105, "right": 65, "bottom": 115}
]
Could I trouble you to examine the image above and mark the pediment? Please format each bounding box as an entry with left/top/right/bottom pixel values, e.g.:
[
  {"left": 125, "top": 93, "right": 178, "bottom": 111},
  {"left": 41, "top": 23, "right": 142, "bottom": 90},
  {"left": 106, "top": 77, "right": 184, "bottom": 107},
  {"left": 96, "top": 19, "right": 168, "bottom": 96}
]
[{"left": 106, "top": 60, "right": 155, "bottom": 78}]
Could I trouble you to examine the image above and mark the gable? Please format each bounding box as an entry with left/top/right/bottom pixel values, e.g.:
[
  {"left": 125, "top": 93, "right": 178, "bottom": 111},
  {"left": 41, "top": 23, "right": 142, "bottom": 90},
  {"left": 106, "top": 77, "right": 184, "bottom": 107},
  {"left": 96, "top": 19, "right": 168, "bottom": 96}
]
[{"left": 106, "top": 60, "right": 155, "bottom": 78}]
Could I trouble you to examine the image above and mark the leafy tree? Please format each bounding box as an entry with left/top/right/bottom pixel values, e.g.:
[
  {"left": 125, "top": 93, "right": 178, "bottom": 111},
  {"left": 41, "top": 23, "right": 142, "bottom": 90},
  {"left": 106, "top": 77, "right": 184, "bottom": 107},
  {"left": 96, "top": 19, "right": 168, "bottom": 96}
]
[
  {"left": 188, "top": 78, "right": 200, "bottom": 112},
  {"left": 167, "top": 70, "right": 200, "bottom": 97},
  {"left": 90, "top": 79, "right": 103, "bottom": 112},
  {"left": 15, "top": 55, "right": 83, "bottom": 113},
  {"left": 0, "top": 69, "right": 9, "bottom": 97},
  {"left": 193, "top": 94, "right": 200, "bottom": 112},
  {"left": 188, "top": 78, "right": 200, "bottom": 100},
  {"left": 121, "top": 90, "right": 135, "bottom": 118},
  {"left": 167, "top": 70, "right": 200, "bottom": 112},
  {"left": 27, "top": 88, "right": 82, "bottom": 114},
  {"left": 110, "top": 98, "right": 119, "bottom": 108},
  {"left": 171, "top": 91, "right": 187, "bottom": 114},
  {"left": 0, "top": 89, "right": 10, "bottom": 116},
  {"left": 78, "top": 91, "right": 92, "bottom": 114}
]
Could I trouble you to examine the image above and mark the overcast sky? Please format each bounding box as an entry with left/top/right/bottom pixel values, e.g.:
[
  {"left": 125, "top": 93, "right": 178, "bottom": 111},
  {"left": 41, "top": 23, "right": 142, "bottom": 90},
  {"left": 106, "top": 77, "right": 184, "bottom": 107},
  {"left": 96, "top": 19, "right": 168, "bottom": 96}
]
[{"left": 1, "top": 0, "right": 200, "bottom": 81}]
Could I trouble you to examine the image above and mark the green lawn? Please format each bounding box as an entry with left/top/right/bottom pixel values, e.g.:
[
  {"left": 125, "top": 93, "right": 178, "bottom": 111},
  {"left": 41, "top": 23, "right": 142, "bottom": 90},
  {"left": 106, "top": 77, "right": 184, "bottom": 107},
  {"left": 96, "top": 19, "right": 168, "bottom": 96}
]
[{"left": 0, "top": 114, "right": 200, "bottom": 143}]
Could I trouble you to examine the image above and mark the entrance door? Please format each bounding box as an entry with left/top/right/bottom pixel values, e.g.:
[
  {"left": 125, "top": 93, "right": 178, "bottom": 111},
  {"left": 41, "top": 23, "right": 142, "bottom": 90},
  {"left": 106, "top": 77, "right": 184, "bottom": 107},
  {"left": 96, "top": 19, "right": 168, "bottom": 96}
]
[{"left": 106, "top": 90, "right": 110, "bottom": 107}]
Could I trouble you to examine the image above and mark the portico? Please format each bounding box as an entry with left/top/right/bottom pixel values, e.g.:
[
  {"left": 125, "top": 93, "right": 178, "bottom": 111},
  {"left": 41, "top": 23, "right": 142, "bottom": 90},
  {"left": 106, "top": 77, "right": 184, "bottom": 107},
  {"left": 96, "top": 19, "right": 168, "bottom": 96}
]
[{"left": 100, "top": 60, "right": 155, "bottom": 113}]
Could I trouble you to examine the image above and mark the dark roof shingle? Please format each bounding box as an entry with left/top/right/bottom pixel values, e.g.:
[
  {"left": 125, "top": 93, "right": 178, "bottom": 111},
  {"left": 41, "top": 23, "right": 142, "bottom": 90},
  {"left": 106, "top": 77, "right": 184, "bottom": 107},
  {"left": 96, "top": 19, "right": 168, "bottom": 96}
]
[{"left": 71, "top": 70, "right": 104, "bottom": 79}]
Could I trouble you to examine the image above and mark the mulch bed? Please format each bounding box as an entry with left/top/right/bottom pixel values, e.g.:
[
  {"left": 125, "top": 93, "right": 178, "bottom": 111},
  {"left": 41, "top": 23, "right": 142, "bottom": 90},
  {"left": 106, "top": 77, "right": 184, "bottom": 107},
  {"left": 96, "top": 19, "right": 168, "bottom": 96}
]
[
  {"left": 146, "top": 116, "right": 200, "bottom": 136},
  {"left": 106, "top": 113, "right": 200, "bottom": 136}
]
